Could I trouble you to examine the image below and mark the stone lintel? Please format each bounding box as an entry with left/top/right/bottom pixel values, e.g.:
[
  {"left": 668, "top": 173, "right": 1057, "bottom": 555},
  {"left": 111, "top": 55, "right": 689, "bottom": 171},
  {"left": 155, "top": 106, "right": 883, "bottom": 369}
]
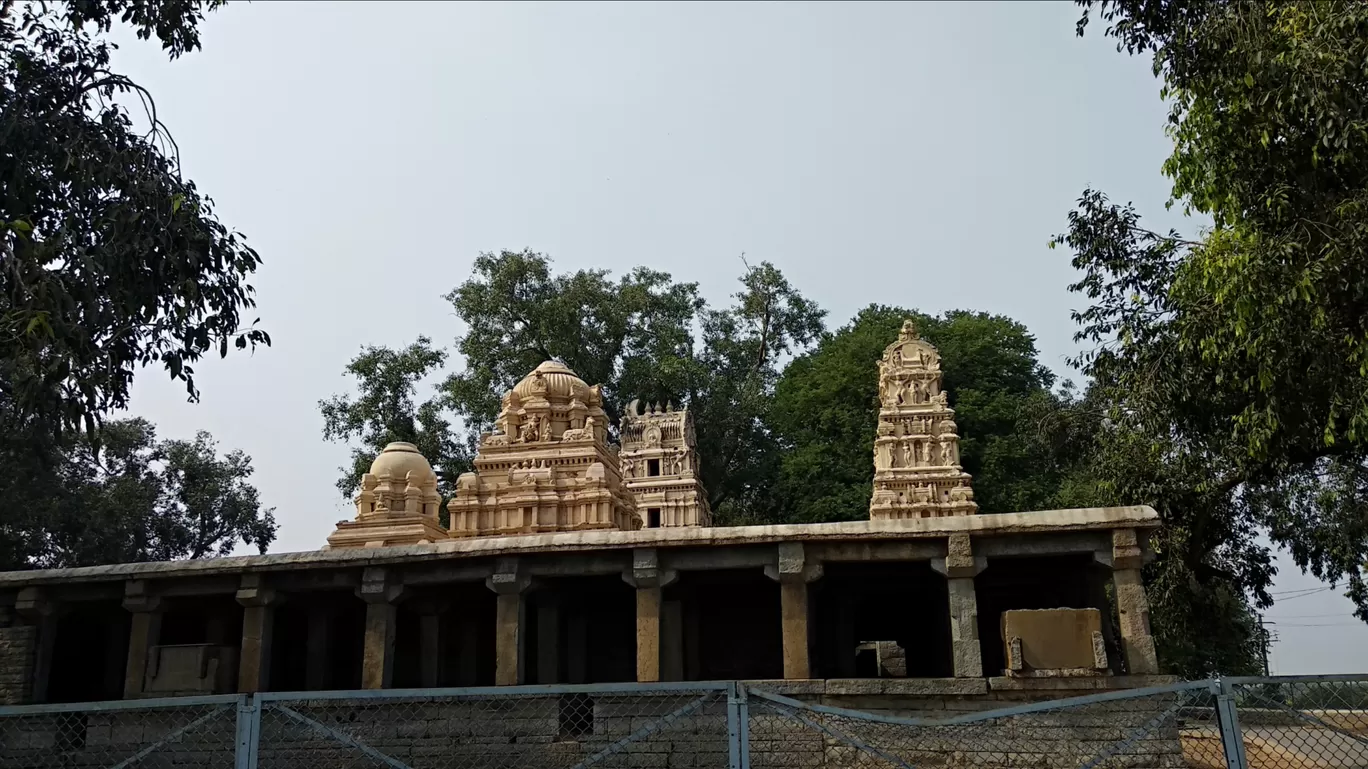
[
  {"left": 235, "top": 574, "right": 282, "bottom": 608},
  {"left": 929, "top": 533, "right": 986, "bottom": 579},
  {"left": 622, "top": 548, "right": 678, "bottom": 589},
  {"left": 813, "top": 541, "right": 944, "bottom": 563},
  {"left": 122, "top": 579, "right": 161, "bottom": 614},
  {"left": 977, "top": 531, "right": 1112, "bottom": 561},
  {"left": 764, "top": 542, "right": 824, "bottom": 583},
  {"left": 356, "top": 567, "right": 405, "bottom": 605},
  {"left": 486, "top": 558, "right": 533, "bottom": 596}
]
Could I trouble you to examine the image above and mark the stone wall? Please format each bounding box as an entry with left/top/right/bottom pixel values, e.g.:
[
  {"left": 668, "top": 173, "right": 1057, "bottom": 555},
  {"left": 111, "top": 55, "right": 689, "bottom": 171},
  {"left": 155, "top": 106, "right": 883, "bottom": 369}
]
[{"left": 0, "top": 626, "right": 36, "bottom": 706}]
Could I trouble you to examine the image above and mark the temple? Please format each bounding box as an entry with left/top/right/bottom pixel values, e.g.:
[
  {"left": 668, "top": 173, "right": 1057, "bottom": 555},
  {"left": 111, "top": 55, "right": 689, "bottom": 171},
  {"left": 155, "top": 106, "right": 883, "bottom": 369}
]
[
  {"left": 445, "top": 361, "right": 639, "bottom": 538},
  {"left": 619, "top": 400, "right": 712, "bottom": 528},
  {"left": 0, "top": 324, "right": 1164, "bottom": 715},
  {"left": 870, "top": 320, "right": 977, "bottom": 519}
]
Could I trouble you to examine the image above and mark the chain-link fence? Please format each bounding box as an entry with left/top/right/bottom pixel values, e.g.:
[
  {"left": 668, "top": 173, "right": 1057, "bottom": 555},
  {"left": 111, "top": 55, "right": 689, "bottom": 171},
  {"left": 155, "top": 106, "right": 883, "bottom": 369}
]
[
  {"left": 1, "top": 676, "right": 1365, "bottom": 768},
  {"left": 0, "top": 694, "right": 242, "bottom": 769}
]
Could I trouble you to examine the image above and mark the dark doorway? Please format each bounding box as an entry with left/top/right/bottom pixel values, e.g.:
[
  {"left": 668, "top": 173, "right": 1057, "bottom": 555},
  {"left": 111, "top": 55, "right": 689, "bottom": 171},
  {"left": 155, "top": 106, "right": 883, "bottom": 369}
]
[
  {"left": 974, "top": 554, "right": 1117, "bottom": 676},
  {"left": 526, "top": 575, "right": 635, "bottom": 684},
  {"left": 269, "top": 591, "right": 366, "bottom": 691},
  {"left": 668, "top": 569, "right": 782, "bottom": 681},
  {"left": 47, "top": 601, "right": 130, "bottom": 703},
  {"left": 812, "top": 562, "right": 952, "bottom": 678}
]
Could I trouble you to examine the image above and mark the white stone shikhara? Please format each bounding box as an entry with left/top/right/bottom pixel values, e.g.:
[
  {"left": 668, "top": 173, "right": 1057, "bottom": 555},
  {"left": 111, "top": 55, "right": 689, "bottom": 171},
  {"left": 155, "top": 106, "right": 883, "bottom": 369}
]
[
  {"left": 869, "top": 320, "right": 978, "bottom": 519},
  {"left": 446, "top": 361, "right": 640, "bottom": 537},
  {"left": 325, "top": 441, "right": 449, "bottom": 549},
  {"left": 619, "top": 401, "right": 712, "bottom": 528}
]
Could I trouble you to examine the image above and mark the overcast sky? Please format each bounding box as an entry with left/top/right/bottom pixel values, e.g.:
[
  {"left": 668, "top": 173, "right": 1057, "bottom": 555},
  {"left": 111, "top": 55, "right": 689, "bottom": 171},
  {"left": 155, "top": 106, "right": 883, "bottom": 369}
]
[{"left": 108, "top": 1, "right": 1366, "bottom": 674}]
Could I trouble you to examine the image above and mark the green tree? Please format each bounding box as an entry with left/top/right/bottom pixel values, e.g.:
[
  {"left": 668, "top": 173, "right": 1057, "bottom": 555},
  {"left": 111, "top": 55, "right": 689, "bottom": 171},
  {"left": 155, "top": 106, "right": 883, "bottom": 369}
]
[
  {"left": 0, "top": 417, "right": 276, "bottom": 570},
  {"left": 320, "top": 337, "right": 468, "bottom": 500},
  {"left": 1047, "top": 0, "right": 1368, "bottom": 673},
  {"left": 319, "top": 252, "right": 824, "bottom": 522},
  {"left": 1, "top": 0, "right": 269, "bottom": 437},
  {"left": 769, "top": 305, "right": 1062, "bottom": 524}
]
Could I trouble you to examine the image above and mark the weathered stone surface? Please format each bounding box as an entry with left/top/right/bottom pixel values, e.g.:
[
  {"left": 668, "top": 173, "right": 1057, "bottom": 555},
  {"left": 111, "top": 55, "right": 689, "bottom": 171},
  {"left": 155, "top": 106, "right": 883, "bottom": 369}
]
[
  {"left": 0, "top": 505, "right": 1160, "bottom": 588},
  {"left": 620, "top": 401, "right": 711, "bottom": 527},
  {"left": 870, "top": 320, "right": 979, "bottom": 519},
  {"left": 0, "top": 625, "right": 36, "bottom": 704},
  {"left": 1001, "top": 608, "right": 1106, "bottom": 672},
  {"left": 448, "top": 361, "right": 639, "bottom": 537},
  {"left": 143, "top": 644, "right": 237, "bottom": 695},
  {"left": 326, "top": 442, "right": 449, "bottom": 549}
]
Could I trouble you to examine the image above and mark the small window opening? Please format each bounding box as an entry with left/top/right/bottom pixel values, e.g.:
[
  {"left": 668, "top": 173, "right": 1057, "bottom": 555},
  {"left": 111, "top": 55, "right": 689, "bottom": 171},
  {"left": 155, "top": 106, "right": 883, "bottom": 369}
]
[
  {"left": 558, "top": 693, "right": 594, "bottom": 739},
  {"left": 648, "top": 459, "right": 661, "bottom": 477},
  {"left": 647, "top": 508, "right": 661, "bottom": 528},
  {"left": 855, "top": 647, "right": 879, "bottom": 678}
]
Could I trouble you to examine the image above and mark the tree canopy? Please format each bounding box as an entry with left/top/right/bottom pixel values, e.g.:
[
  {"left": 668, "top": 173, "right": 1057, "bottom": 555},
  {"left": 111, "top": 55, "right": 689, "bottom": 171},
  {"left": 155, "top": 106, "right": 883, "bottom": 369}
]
[
  {"left": 1047, "top": 0, "right": 1368, "bottom": 674},
  {"left": 0, "top": 0, "right": 278, "bottom": 567}
]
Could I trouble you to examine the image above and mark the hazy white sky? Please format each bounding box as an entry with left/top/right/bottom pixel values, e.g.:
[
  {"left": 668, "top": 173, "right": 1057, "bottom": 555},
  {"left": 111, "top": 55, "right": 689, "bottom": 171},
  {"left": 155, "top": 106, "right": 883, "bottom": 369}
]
[{"left": 107, "top": 1, "right": 1365, "bottom": 674}]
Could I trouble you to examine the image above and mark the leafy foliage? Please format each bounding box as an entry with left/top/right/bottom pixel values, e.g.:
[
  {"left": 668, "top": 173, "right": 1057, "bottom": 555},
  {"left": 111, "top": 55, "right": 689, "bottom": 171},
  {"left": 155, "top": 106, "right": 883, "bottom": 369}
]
[
  {"left": 321, "top": 252, "right": 825, "bottom": 521},
  {"left": 1053, "top": 0, "right": 1368, "bottom": 674},
  {"left": 770, "top": 305, "right": 1062, "bottom": 523},
  {"left": 0, "top": 416, "right": 275, "bottom": 570},
  {"left": 320, "top": 337, "right": 468, "bottom": 500},
  {"left": 1, "top": 0, "right": 268, "bottom": 438}
]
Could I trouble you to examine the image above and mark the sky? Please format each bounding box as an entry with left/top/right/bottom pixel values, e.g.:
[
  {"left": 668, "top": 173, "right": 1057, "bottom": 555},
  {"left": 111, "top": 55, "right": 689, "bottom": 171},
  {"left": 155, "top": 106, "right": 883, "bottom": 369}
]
[{"left": 107, "top": 1, "right": 1367, "bottom": 674}]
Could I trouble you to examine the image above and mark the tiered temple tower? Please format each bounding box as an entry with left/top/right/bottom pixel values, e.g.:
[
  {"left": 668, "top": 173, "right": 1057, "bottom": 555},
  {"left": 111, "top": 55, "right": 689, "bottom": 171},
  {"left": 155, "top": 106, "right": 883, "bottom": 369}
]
[
  {"left": 869, "top": 320, "right": 978, "bottom": 519},
  {"left": 325, "top": 441, "right": 449, "bottom": 549},
  {"left": 446, "top": 361, "right": 640, "bottom": 537},
  {"left": 619, "top": 400, "right": 712, "bottom": 528}
]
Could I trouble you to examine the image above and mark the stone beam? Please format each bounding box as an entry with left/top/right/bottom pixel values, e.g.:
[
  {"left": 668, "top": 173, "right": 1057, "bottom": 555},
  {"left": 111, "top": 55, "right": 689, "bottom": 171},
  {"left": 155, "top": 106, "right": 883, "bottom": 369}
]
[
  {"left": 930, "top": 534, "right": 985, "bottom": 678},
  {"left": 235, "top": 574, "right": 282, "bottom": 694},
  {"left": 765, "top": 542, "right": 822, "bottom": 680},
  {"left": 356, "top": 567, "right": 405, "bottom": 689},
  {"left": 122, "top": 580, "right": 162, "bottom": 699},
  {"left": 621, "top": 548, "right": 678, "bottom": 683},
  {"left": 485, "top": 557, "right": 532, "bottom": 686}
]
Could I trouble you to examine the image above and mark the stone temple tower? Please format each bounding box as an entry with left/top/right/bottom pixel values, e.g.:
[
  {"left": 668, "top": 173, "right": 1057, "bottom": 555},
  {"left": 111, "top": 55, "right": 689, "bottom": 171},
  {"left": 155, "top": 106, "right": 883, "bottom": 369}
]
[
  {"left": 869, "top": 320, "right": 978, "bottom": 519},
  {"left": 447, "top": 361, "right": 640, "bottom": 537},
  {"left": 619, "top": 400, "right": 712, "bottom": 528}
]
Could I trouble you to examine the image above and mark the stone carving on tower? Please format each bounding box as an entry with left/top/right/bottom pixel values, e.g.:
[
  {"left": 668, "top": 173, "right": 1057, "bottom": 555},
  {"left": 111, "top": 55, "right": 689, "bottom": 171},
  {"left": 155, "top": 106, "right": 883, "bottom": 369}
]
[
  {"left": 619, "top": 400, "right": 712, "bottom": 528},
  {"left": 869, "top": 321, "right": 978, "bottom": 519},
  {"left": 325, "top": 441, "right": 450, "bottom": 549},
  {"left": 447, "top": 361, "right": 640, "bottom": 537}
]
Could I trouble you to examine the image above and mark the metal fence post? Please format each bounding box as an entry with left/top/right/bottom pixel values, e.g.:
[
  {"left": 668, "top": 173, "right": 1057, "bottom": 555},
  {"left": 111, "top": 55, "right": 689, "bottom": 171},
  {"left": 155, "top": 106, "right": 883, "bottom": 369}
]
[
  {"left": 1213, "top": 678, "right": 1249, "bottom": 769},
  {"left": 726, "top": 682, "right": 751, "bottom": 769},
  {"left": 235, "top": 694, "right": 262, "bottom": 769}
]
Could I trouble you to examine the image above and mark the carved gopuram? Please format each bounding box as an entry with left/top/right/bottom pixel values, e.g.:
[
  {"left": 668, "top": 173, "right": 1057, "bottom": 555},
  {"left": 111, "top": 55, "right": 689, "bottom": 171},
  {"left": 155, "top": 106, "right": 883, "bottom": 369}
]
[
  {"left": 619, "top": 400, "right": 712, "bottom": 528},
  {"left": 325, "top": 441, "right": 448, "bottom": 549},
  {"left": 446, "top": 361, "right": 639, "bottom": 537},
  {"left": 870, "top": 320, "right": 978, "bottom": 519}
]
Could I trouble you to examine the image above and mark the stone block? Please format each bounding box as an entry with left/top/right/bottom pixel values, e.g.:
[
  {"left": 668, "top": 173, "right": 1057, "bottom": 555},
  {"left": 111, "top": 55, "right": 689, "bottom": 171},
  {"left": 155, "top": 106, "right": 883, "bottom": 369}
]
[{"left": 1001, "top": 608, "right": 1105, "bottom": 673}]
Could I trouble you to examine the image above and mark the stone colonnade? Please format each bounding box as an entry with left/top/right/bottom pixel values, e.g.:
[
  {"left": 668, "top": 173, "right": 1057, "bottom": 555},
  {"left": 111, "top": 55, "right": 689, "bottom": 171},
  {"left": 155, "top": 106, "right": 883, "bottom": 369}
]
[{"left": 16, "top": 527, "right": 1160, "bottom": 701}]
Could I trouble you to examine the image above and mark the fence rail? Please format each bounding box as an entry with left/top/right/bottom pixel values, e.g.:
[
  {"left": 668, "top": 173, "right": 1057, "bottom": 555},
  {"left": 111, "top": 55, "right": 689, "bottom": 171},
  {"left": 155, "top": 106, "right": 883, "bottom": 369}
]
[{"left": 0, "top": 675, "right": 1364, "bottom": 768}]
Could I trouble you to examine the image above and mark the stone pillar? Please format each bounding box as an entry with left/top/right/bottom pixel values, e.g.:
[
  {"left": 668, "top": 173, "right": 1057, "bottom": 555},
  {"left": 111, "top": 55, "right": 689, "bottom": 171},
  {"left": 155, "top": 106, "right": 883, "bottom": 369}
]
[
  {"left": 765, "top": 542, "right": 823, "bottom": 680},
  {"left": 122, "top": 580, "right": 162, "bottom": 699},
  {"left": 14, "top": 588, "right": 59, "bottom": 704},
  {"left": 356, "top": 567, "right": 404, "bottom": 689},
  {"left": 1107, "top": 528, "right": 1159, "bottom": 675},
  {"left": 409, "top": 598, "right": 448, "bottom": 688},
  {"left": 236, "top": 574, "right": 281, "bottom": 694},
  {"left": 931, "top": 533, "right": 985, "bottom": 678},
  {"left": 305, "top": 605, "right": 334, "bottom": 690},
  {"left": 622, "top": 548, "right": 678, "bottom": 683},
  {"left": 486, "top": 558, "right": 532, "bottom": 686}
]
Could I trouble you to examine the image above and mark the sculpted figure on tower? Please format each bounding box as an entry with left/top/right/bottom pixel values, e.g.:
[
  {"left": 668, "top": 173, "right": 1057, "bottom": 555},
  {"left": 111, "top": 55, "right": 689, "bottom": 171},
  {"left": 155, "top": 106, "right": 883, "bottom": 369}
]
[{"left": 869, "top": 321, "right": 977, "bottom": 519}]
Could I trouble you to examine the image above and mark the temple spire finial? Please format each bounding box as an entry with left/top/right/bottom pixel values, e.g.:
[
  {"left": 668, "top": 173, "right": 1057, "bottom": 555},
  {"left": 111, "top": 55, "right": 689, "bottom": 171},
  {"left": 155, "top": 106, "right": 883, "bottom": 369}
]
[{"left": 900, "top": 319, "right": 919, "bottom": 342}]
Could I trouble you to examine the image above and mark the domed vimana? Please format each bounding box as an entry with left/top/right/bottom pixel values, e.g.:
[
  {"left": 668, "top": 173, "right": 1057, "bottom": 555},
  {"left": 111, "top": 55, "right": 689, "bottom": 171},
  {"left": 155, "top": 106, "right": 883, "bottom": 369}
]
[
  {"left": 447, "top": 361, "right": 640, "bottom": 536},
  {"left": 324, "top": 441, "right": 448, "bottom": 549}
]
